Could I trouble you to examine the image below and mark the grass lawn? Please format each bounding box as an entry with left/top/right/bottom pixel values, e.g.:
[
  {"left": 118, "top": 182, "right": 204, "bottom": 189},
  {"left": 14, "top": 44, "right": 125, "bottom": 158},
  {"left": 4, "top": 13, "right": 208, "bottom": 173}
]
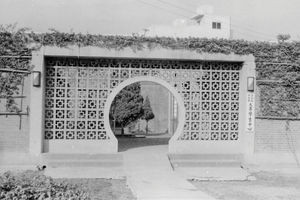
[
  {"left": 191, "top": 170, "right": 300, "bottom": 200},
  {"left": 57, "top": 178, "right": 136, "bottom": 200}
]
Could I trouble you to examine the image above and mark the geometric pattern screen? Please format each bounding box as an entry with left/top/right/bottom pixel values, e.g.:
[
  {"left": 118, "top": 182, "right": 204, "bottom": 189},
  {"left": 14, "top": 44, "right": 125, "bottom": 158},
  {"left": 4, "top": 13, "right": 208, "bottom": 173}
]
[{"left": 44, "top": 57, "right": 241, "bottom": 141}]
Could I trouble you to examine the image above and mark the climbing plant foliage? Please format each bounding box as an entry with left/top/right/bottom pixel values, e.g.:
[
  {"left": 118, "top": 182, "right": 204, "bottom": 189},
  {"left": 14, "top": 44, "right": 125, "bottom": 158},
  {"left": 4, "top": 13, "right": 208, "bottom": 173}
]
[
  {"left": 0, "top": 25, "right": 33, "bottom": 111},
  {"left": 1, "top": 25, "right": 300, "bottom": 116}
]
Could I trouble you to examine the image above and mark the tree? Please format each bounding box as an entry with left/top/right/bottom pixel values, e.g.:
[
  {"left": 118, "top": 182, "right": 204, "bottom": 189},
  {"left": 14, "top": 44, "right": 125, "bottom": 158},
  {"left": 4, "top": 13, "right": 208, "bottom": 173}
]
[
  {"left": 110, "top": 83, "right": 144, "bottom": 135},
  {"left": 141, "top": 96, "right": 155, "bottom": 134},
  {"left": 277, "top": 34, "right": 291, "bottom": 43}
]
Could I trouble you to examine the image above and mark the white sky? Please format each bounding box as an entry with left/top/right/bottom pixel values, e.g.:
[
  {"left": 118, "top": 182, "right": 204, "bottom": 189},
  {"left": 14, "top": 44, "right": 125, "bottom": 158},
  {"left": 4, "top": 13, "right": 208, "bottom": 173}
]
[{"left": 0, "top": 0, "right": 299, "bottom": 41}]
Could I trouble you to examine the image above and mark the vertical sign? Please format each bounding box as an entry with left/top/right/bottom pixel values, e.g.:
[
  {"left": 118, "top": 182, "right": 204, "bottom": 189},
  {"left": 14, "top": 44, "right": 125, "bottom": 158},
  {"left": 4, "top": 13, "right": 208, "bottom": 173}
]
[{"left": 246, "top": 93, "right": 255, "bottom": 131}]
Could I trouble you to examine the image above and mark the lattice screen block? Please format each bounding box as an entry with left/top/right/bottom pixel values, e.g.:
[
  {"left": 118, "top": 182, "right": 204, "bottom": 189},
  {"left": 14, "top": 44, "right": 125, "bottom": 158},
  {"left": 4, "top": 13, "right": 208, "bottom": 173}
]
[{"left": 45, "top": 58, "right": 241, "bottom": 141}]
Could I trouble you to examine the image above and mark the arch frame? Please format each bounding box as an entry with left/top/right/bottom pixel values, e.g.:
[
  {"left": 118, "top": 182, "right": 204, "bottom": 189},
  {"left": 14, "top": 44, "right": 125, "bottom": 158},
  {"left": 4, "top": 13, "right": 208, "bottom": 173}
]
[{"left": 103, "top": 76, "right": 186, "bottom": 152}]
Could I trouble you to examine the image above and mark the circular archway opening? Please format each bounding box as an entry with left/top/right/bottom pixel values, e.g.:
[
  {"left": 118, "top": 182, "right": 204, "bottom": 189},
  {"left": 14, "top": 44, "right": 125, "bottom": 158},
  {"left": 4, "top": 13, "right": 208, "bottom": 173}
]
[{"left": 108, "top": 81, "right": 179, "bottom": 152}]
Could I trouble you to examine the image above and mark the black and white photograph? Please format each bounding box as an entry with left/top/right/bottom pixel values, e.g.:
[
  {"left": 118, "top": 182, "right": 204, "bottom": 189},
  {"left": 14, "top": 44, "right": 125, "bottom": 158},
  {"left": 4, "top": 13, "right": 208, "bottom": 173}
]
[{"left": 0, "top": 0, "right": 299, "bottom": 199}]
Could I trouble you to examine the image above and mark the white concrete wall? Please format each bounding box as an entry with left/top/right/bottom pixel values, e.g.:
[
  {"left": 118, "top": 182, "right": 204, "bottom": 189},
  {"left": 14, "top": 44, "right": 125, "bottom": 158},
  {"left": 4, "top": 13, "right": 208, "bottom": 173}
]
[{"left": 29, "top": 46, "right": 255, "bottom": 155}]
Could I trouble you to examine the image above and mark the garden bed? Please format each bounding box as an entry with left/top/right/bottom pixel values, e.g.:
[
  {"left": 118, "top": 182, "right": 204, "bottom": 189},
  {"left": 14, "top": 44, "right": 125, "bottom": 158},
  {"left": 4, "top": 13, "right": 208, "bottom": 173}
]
[{"left": 0, "top": 170, "right": 136, "bottom": 200}]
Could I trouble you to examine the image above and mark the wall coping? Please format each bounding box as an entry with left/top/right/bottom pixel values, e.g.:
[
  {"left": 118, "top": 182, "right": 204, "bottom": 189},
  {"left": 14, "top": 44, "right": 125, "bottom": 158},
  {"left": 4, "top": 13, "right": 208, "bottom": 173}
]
[
  {"left": 256, "top": 116, "right": 300, "bottom": 121},
  {"left": 34, "top": 45, "right": 255, "bottom": 63}
]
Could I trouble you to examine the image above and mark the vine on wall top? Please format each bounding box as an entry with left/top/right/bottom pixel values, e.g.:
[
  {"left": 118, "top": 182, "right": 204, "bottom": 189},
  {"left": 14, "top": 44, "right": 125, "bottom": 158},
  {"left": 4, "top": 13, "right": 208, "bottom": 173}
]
[{"left": 0, "top": 25, "right": 300, "bottom": 116}]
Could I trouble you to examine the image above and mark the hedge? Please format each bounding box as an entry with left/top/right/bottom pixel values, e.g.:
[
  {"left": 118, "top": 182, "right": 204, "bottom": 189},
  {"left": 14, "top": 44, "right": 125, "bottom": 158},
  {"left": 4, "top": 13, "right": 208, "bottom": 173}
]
[{"left": 0, "top": 25, "right": 299, "bottom": 116}]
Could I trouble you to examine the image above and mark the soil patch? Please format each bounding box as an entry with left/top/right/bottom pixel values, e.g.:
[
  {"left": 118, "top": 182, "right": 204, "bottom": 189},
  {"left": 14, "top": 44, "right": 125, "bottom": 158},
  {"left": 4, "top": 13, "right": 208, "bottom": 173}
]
[
  {"left": 191, "top": 170, "right": 300, "bottom": 200},
  {"left": 56, "top": 178, "right": 136, "bottom": 200}
]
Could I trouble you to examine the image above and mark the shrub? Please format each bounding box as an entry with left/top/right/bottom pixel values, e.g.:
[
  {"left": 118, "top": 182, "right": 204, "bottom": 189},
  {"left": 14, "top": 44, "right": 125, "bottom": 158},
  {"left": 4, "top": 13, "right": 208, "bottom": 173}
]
[{"left": 0, "top": 170, "right": 90, "bottom": 200}]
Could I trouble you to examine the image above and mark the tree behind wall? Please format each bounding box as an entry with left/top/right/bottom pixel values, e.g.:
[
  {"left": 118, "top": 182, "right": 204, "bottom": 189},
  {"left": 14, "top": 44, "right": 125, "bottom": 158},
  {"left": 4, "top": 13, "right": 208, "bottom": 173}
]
[
  {"left": 277, "top": 34, "right": 291, "bottom": 43},
  {"left": 110, "top": 82, "right": 144, "bottom": 135},
  {"left": 142, "top": 96, "right": 155, "bottom": 134}
]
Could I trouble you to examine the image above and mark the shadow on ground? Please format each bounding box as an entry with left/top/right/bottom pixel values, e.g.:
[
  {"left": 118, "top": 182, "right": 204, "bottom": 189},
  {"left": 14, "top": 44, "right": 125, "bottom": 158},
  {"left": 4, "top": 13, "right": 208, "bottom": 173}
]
[{"left": 117, "top": 135, "right": 171, "bottom": 152}]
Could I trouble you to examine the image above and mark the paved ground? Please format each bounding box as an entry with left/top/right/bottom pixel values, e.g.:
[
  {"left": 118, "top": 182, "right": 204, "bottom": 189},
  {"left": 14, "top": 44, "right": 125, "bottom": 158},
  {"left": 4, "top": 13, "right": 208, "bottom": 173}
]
[
  {"left": 118, "top": 134, "right": 170, "bottom": 152},
  {"left": 119, "top": 135, "right": 215, "bottom": 200},
  {"left": 175, "top": 167, "right": 251, "bottom": 181},
  {"left": 44, "top": 167, "right": 125, "bottom": 179},
  {"left": 3, "top": 134, "right": 299, "bottom": 200}
]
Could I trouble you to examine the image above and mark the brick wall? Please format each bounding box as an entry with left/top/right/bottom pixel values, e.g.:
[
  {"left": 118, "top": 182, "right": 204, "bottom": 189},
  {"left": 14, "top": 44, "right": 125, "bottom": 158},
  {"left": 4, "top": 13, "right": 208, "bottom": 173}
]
[
  {"left": 0, "top": 76, "right": 30, "bottom": 153},
  {"left": 255, "top": 119, "right": 300, "bottom": 152},
  {"left": 254, "top": 85, "right": 300, "bottom": 153}
]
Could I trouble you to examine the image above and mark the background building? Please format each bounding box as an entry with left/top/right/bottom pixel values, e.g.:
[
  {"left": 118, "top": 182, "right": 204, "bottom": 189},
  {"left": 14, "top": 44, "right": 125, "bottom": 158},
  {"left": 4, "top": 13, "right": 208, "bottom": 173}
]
[{"left": 143, "top": 5, "right": 231, "bottom": 39}]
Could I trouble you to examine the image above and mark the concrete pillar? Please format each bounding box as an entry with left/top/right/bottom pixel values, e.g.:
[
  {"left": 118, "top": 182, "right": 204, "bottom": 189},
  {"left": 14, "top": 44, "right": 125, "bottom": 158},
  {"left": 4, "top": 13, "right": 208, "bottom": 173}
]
[
  {"left": 241, "top": 59, "right": 256, "bottom": 159},
  {"left": 29, "top": 50, "right": 45, "bottom": 155},
  {"left": 168, "top": 92, "right": 172, "bottom": 135}
]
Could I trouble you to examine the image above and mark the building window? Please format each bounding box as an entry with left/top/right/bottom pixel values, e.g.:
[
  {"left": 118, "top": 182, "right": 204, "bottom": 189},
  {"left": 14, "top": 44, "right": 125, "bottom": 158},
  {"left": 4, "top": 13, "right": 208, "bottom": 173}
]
[{"left": 212, "top": 22, "right": 221, "bottom": 29}]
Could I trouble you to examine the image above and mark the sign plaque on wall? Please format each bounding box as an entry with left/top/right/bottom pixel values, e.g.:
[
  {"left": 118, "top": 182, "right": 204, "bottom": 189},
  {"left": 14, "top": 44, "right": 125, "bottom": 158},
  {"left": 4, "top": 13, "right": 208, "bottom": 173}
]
[{"left": 246, "top": 93, "right": 255, "bottom": 131}]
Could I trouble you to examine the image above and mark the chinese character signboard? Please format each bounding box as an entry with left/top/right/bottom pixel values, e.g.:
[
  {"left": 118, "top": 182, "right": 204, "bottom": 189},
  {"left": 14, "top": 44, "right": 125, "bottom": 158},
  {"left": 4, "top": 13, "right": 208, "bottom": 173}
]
[{"left": 246, "top": 93, "right": 255, "bottom": 131}]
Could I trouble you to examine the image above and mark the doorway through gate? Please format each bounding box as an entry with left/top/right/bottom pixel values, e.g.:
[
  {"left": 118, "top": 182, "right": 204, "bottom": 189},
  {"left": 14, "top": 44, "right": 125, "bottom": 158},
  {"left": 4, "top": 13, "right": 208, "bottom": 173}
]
[{"left": 108, "top": 80, "right": 180, "bottom": 152}]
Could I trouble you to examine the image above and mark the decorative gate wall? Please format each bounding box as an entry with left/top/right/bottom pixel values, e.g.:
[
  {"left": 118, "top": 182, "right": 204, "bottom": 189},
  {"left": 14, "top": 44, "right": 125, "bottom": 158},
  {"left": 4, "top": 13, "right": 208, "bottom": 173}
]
[{"left": 44, "top": 57, "right": 242, "bottom": 147}]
